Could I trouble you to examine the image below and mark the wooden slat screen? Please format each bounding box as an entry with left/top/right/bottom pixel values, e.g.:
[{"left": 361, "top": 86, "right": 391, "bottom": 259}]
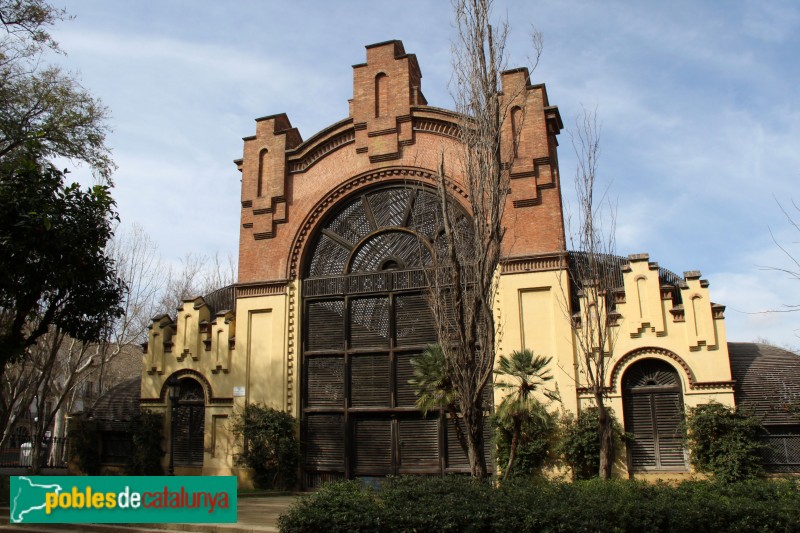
[
  {"left": 306, "top": 300, "right": 344, "bottom": 351},
  {"left": 395, "top": 352, "right": 420, "bottom": 408},
  {"left": 653, "top": 392, "right": 686, "bottom": 468},
  {"left": 368, "top": 188, "right": 410, "bottom": 228},
  {"left": 398, "top": 418, "right": 440, "bottom": 472},
  {"left": 395, "top": 294, "right": 436, "bottom": 346},
  {"left": 304, "top": 414, "right": 344, "bottom": 468},
  {"left": 445, "top": 417, "right": 493, "bottom": 471},
  {"left": 625, "top": 392, "right": 656, "bottom": 469},
  {"left": 353, "top": 419, "right": 392, "bottom": 475},
  {"left": 350, "top": 297, "right": 390, "bottom": 348},
  {"left": 351, "top": 354, "right": 390, "bottom": 407},
  {"left": 174, "top": 404, "right": 204, "bottom": 466},
  {"left": 306, "top": 356, "right": 344, "bottom": 408}
]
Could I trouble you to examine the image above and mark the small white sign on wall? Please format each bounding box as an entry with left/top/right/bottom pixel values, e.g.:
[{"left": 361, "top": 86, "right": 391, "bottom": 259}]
[{"left": 233, "top": 386, "right": 246, "bottom": 397}]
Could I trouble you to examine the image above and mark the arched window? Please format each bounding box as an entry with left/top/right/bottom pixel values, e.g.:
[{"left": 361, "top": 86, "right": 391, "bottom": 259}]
[
  {"left": 300, "top": 184, "right": 487, "bottom": 487},
  {"left": 173, "top": 377, "right": 205, "bottom": 467},
  {"left": 622, "top": 358, "right": 687, "bottom": 471}
]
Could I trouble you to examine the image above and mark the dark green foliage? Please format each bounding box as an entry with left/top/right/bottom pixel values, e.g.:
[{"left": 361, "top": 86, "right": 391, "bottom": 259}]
[
  {"left": 558, "top": 407, "right": 601, "bottom": 480},
  {"left": 125, "top": 410, "right": 164, "bottom": 475},
  {"left": 69, "top": 416, "right": 101, "bottom": 475},
  {"left": 685, "top": 402, "right": 764, "bottom": 483},
  {"left": 277, "top": 481, "right": 382, "bottom": 533},
  {"left": 0, "top": 148, "right": 124, "bottom": 371},
  {"left": 232, "top": 403, "right": 299, "bottom": 490},
  {"left": 558, "top": 407, "right": 626, "bottom": 480},
  {"left": 493, "top": 402, "right": 556, "bottom": 478},
  {"left": 279, "top": 477, "right": 800, "bottom": 533}
]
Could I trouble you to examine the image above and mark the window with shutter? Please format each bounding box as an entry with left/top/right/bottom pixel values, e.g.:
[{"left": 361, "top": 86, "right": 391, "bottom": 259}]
[
  {"left": 173, "top": 378, "right": 205, "bottom": 467},
  {"left": 301, "top": 184, "right": 476, "bottom": 486},
  {"left": 622, "top": 358, "right": 687, "bottom": 472}
]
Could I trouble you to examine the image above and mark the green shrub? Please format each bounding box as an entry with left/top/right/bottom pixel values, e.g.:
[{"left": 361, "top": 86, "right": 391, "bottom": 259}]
[
  {"left": 685, "top": 402, "right": 763, "bottom": 483},
  {"left": 557, "top": 406, "right": 626, "bottom": 481},
  {"left": 70, "top": 416, "right": 101, "bottom": 475},
  {"left": 380, "top": 476, "right": 494, "bottom": 532},
  {"left": 493, "top": 402, "right": 556, "bottom": 478},
  {"left": 277, "top": 481, "right": 381, "bottom": 533},
  {"left": 231, "top": 403, "right": 299, "bottom": 489},
  {"left": 278, "top": 476, "right": 800, "bottom": 533},
  {"left": 126, "top": 410, "right": 165, "bottom": 475}
]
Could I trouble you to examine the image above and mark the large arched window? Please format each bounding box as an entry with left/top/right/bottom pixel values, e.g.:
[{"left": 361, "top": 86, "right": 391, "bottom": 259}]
[
  {"left": 622, "top": 358, "right": 687, "bottom": 471},
  {"left": 173, "top": 377, "right": 205, "bottom": 467},
  {"left": 300, "top": 184, "right": 482, "bottom": 487}
]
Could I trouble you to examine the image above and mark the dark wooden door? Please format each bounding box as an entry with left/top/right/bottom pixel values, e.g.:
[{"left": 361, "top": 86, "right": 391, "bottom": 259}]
[{"left": 623, "top": 359, "right": 687, "bottom": 471}]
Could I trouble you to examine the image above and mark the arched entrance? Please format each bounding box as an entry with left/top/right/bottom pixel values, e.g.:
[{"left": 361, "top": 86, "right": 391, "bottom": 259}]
[
  {"left": 301, "top": 184, "right": 471, "bottom": 487},
  {"left": 173, "top": 377, "right": 205, "bottom": 467},
  {"left": 622, "top": 358, "right": 687, "bottom": 471}
]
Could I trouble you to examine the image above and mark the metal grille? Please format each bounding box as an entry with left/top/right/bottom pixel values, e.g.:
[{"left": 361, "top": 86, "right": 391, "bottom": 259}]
[{"left": 760, "top": 426, "right": 800, "bottom": 472}]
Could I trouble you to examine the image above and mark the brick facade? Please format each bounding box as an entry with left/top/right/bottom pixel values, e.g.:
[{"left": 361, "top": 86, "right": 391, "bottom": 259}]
[{"left": 236, "top": 40, "right": 566, "bottom": 284}]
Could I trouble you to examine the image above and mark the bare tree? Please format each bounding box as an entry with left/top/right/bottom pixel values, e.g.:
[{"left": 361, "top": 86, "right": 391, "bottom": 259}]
[
  {"left": 764, "top": 199, "right": 800, "bottom": 320},
  {"left": 565, "top": 107, "right": 619, "bottom": 480},
  {"left": 426, "top": 0, "right": 542, "bottom": 478}
]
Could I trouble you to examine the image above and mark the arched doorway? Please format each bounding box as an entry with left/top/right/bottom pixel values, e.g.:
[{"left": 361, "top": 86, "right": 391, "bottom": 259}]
[
  {"left": 301, "top": 184, "right": 472, "bottom": 487},
  {"left": 173, "top": 377, "right": 205, "bottom": 467},
  {"left": 622, "top": 358, "right": 687, "bottom": 471}
]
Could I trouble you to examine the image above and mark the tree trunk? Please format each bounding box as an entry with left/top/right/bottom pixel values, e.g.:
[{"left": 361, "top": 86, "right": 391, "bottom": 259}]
[
  {"left": 503, "top": 416, "right": 521, "bottom": 481},
  {"left": 597, "top": 401, "right": 614, "bottom": 480},
  {"left": 463, "top": 402, "right": 487, "bottom": 478}
]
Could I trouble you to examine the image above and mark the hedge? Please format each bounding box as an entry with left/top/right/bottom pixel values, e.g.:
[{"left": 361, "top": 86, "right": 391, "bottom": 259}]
[{"left": 279, "top": 476, "right": 800, "bottom": 533}]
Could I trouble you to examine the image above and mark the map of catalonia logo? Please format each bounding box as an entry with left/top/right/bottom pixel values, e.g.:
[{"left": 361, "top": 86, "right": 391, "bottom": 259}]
[{"left": 10, "top": 476, "right": 237, "bottom": 524}]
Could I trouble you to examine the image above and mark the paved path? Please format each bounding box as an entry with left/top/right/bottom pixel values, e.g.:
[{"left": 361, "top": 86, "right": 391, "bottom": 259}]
[{"left": 0, "top": 495, "right": 301, "bottom": 533}]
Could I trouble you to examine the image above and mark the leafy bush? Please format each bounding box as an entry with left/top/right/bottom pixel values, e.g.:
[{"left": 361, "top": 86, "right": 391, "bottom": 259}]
[
  {"left": 685, "top": 402, "right": 763, "bottom": 482},
  {"left": 278, "top": 480, "right": 381, "bottom": 532},
  {"left": 557, "top": 406, "right": 626, "bottom": 480},
  {"left": 231, "top": 403, "right": 299, "bottom": 489},
  {"left": 278, "top": 477, "right": 800, "bottom": 533},
  {"left": 493, "top": 401, "right": 556, "bottom": 478},
  {"left": 126, "top": 410, "right": 165, "bottom": 475},
  {"left": 70, "top": 416, "right": 101, "bottom": 475}
]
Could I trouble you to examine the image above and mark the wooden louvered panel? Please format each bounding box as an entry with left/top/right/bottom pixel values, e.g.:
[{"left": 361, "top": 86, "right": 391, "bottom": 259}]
[
  {"left": 306, "top": 300, "right": 344, "bottom": 351},
  {"left": 395, "top": 294, "right": 436, "bottom": 346},
  {"left": 395, "top": 352, "right": 420, "bottom": 408},
  {"left": 398, "top": 418, "right": 440, "bottom": 471},
  {"left": 305, "top": 415, "right": 344, "bottom": 468},
  {"left": 351, "top": 354, "right": 390, "bottom": 407},
  {"left": 174, "top": 404, "right": 204, "bottom": 466},
  {"left": 625, "top": 393, "right": 657, "bottom": 469},
  {"left": 653, "top": 392, "right": 686, "bottom": 468},
  {"left": 408, "top": 188, "right": 440, "bottom": 239},
  {"left": 353, "top": 419, "right": 392, "bottom": 474},
  {"left": 350, "top": 297, "right": 390, "bottom": 348},
  {"left": 445, "top": 417, "right": 493, "bottom": 471},
  {"left": 306, "top": 356, "right": 344, "bottom": 408}
]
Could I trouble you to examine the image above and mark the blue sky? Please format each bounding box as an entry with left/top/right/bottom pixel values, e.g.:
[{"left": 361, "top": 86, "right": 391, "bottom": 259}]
[{"left": 49, "top": 1, "right": 799, "bottom": 347}]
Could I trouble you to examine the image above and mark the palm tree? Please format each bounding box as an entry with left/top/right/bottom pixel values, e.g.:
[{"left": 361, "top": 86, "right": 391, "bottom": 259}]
[
  {"left": 494, "top": 348, "right": 557, "bottom": 480},
  {"left": 409, "top": 344, "right": 467, "bottom": 455}
]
